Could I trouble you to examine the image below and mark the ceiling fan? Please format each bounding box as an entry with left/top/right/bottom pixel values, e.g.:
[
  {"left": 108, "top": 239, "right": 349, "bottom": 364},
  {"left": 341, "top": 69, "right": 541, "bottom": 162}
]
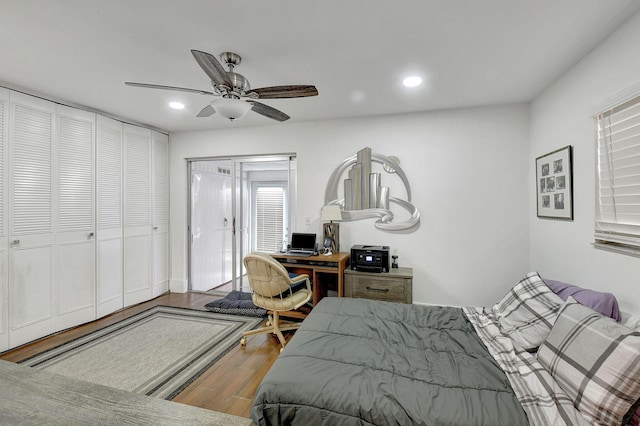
[{"left": 125, "top": 50, "right": 318, "bottom": 122}]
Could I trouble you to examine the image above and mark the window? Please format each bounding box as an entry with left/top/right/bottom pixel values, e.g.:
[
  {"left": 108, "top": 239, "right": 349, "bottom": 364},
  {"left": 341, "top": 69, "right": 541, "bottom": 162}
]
[
  {"left": 595, "top": 93, "right": 640, "bottom": 253},
  {"left": 253, "top": 184, "right": 286, "bottom": 253}
]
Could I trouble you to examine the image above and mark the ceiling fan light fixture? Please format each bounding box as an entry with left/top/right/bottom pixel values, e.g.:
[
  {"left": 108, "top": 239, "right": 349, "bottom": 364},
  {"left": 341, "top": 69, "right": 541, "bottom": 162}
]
[{"left": 210, "top": 98, "right": 252, "bottom": 121}]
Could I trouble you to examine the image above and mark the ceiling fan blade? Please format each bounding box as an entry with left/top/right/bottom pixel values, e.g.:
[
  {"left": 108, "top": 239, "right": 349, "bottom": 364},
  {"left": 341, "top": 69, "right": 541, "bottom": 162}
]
[
  {"left": 251, "top": 101, "right": 290, "bottom": 122},
  {"left": 124, "top": 81, "right": 214, "bottom": 95},
  {"left": 191, "top": 50, "right": 232, "bottom": 87},
  {"left": 250, "top": 85, "right": 318, "bottom": 99},
  {"left": 196, "top": 105, "right": 216, "bottom": 117},
  {"left": 125, "top": 82, "right": 214, "bottom": 95}
]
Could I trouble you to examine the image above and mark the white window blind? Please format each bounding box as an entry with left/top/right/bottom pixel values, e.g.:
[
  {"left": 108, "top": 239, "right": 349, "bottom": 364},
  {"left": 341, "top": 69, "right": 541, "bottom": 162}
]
[
  {"left": 595, "top": 93, "right": 640, "bottom": 251},
  {"left": 255, "top": 186, "right": 285, "bottom": 252}
]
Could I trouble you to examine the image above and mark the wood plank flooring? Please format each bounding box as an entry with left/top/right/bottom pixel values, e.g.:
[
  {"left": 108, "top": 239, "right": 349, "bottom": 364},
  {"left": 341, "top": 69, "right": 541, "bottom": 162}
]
[{"left": 0, "top": 292, "right": 293, "bottom": 419}]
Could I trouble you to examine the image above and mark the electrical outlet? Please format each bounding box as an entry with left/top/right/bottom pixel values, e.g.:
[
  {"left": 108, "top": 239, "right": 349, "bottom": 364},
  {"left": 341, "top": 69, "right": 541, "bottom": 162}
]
[{"left": 305, "top": 216, "right": 311, "bottom": 226}]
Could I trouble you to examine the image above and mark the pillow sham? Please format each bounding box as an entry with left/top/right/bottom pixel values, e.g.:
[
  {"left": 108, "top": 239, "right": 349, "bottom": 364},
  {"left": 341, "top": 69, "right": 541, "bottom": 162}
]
[
  {"left": 537, "top": 297, "right": 640, "bottom": 426},
  {"left": 492, "top": 272, "right": 564, "bottom": 351},
  {"left": 543, "top": 278, "right": 621, "bottom": 322}
]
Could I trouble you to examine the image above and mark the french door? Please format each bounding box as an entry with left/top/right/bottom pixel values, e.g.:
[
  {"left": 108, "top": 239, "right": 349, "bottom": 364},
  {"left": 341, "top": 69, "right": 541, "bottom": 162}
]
[{"left": 189, "top": 155, "right": 296, "bottom": 293}]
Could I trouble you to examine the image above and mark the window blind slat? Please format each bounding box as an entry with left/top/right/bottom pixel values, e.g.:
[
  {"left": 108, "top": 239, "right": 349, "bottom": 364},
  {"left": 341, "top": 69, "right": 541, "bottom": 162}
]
[
  {"left": 600, "top": 184, "right": 640, "bottom": 196},
  {"left": 599, "top": 123, "right": 640, "bottom": 142}
]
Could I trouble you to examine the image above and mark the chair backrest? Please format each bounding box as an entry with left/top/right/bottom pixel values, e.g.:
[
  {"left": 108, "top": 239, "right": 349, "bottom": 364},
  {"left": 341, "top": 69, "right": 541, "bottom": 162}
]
[{"left": 243, "top": 252, "right": 293, "bottom": 298}]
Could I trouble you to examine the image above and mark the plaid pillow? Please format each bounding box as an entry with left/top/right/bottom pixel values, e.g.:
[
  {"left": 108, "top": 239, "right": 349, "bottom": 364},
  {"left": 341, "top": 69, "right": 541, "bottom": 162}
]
[
  {"left": 538, "top": 297, "right": 640, "bottom": 425},
  {"left": 492, "top": 271, "right": 564, "bottom": 351}
]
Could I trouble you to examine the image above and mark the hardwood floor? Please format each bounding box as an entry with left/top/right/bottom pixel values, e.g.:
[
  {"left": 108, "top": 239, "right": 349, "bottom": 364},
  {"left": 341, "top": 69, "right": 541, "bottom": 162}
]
[{"left": 0, "top": 292, "right": 293, "bottom": 419}]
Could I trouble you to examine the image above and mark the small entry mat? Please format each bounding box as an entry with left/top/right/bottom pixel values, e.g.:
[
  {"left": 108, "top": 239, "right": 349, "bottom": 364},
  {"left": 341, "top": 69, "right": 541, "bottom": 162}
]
[{"left": 204, "top": 291, "right": 267, "bottom": 317}]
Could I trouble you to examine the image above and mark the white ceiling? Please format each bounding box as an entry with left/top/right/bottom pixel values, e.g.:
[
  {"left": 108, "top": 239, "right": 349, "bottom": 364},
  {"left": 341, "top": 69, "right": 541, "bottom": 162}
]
[{"left": 1, "top": 1, "right": 639, "bottom": 133}]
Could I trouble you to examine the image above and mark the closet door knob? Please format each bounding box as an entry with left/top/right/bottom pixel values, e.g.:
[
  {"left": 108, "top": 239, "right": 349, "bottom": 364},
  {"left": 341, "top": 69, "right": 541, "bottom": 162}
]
[
  {"left": 10, "top": 239, "right": 20, "bottom": 246},
  {"left": 88, "top": 232, "right": 94, "bottom": 239}
]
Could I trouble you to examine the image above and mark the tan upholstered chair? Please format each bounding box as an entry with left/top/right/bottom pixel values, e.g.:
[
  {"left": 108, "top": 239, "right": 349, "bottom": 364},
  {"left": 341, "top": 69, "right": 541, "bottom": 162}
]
[{"left": 240, "top": 252, "right": 312, "bottom": 351}]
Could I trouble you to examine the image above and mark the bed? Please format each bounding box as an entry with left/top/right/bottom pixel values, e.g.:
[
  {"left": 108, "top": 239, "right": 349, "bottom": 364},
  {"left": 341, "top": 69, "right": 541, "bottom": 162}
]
[{"left": 251, "top": 272, "right": 640, "bottom": 426}]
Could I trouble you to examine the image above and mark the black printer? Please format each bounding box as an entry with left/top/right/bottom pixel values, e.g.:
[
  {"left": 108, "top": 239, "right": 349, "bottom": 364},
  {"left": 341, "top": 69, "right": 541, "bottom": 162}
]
[{"left": 350, "top": 245, "right": 390, "bottom": 273}]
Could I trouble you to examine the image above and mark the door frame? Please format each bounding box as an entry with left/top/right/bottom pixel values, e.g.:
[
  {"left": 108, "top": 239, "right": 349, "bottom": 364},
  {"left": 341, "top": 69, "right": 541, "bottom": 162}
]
[{"left": 186, "top": 153, "right": 296, "bottom": 293}]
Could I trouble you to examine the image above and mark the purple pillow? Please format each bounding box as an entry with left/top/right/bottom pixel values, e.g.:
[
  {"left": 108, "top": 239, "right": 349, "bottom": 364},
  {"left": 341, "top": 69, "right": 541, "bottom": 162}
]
[{"left": 543, "top": 278, "right": 621, "bottom": 322}]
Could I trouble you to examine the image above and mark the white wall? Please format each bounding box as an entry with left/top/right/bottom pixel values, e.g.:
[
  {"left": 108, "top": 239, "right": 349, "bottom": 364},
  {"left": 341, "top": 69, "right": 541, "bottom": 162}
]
[
  {"left": 530, "top": 12, "right": 640, "bottom": 314},
  {"left": 170, "top": 104, "right": 530, "bottom": 306}
]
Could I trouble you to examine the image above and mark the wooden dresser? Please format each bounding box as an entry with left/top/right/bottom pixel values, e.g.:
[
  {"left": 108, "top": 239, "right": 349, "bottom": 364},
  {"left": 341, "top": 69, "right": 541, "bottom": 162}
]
[{"left": 344, "top": 267, "right": 413, "bottom": 304}]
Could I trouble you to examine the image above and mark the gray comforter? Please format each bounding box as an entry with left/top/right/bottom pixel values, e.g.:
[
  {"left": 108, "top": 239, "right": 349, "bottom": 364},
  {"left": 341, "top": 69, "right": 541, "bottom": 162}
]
[{"left": 251, "top": 297, "right": 529, "bottom": 425}]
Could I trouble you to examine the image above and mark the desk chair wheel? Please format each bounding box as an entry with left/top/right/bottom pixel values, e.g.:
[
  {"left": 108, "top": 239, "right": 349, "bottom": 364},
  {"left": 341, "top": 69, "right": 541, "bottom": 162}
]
[{"left": 240, "top": 336, "right": 247, "bottom": 346}]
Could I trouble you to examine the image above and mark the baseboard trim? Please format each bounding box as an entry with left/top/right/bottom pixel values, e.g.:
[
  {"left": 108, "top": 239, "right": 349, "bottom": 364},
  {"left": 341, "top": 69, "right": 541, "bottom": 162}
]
[{"left": 170, "top": 279, "right": 188, "bottom": 293}]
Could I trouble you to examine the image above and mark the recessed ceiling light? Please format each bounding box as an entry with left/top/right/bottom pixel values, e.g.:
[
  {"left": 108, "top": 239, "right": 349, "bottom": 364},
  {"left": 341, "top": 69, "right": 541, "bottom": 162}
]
[
  {"left": 402, "top": 76, "right": 422, "bottom": 88},
  {"left": 169, "top": 101, "right": 185, "bottom": 110}
]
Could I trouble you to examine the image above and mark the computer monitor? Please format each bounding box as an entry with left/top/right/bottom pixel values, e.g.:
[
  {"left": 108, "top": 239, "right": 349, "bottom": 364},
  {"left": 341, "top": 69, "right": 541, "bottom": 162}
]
[{"left": 289, "top": 233, "right": 316, "bottom": 251}]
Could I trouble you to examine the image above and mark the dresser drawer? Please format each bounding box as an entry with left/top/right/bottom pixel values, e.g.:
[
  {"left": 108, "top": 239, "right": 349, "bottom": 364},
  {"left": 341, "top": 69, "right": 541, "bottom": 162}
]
[{"left": 345, "top": 271, "right": 412, "bottom": 304}]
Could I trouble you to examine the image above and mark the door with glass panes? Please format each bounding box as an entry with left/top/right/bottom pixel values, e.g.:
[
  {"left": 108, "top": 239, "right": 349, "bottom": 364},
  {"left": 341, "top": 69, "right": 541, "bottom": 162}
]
[{"left": 189, "top": 156, "right": 296, "bottom": 293}]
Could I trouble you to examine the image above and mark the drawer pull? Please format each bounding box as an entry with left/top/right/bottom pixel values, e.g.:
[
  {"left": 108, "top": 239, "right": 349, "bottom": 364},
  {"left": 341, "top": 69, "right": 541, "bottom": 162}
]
[{"left": 366, "top": 286, "right": 389, "bottom": 292}]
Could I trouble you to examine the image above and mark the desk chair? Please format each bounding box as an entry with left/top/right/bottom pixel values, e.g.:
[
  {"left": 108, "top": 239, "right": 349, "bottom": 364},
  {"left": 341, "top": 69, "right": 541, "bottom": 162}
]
[{"left": 240, "top": 252, "right": 312, "bottom": 351}]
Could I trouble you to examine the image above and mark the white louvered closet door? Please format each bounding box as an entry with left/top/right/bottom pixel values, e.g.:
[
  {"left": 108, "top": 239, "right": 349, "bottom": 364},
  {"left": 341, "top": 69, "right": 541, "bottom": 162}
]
[
  {"left": 54, "top": 105, "right": 96, "bottom": 331},
  {"left": 8, "top": 92, "right": 56, "bottom": 348},
  {"left": 0, "top": 89, "right": 9, "bottom": 352},
  {"left": 123, "top": 124, "right": 152, "bottom": 307},
  {"left": 96, "top": 116, "right": 123, "bottom": 317},
  {"left": 151, "top": 131, "right": 169, "bottom": 297}
]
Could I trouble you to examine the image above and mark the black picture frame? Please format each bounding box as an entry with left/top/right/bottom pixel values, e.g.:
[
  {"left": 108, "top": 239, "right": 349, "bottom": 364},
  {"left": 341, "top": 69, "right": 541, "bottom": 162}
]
[{"left": 536, "top": 145, "right": 573, "bottom": 220}]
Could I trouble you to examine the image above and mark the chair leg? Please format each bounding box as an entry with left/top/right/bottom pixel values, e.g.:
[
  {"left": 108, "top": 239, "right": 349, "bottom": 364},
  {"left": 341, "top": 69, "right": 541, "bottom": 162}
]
[{"left": 271, "top": 311, "right": 287, "bottom": 350}]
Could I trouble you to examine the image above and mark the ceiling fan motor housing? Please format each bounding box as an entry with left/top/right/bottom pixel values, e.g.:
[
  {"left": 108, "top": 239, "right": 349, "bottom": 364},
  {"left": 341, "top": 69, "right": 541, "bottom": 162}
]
[{"left": 226, "top": 72, "right": 250, "bottom": 93}]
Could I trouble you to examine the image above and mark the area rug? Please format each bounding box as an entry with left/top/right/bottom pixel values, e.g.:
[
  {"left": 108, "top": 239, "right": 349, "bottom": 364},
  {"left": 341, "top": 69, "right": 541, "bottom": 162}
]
[{"left": 19, "top": 306, "right": 263, "bottom": 400}]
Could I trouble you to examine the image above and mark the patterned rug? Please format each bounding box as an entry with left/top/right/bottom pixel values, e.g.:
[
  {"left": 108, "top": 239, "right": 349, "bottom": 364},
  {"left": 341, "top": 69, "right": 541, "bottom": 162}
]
[{"left": 19, "top": 306, "right": 263, "bottom": 400}]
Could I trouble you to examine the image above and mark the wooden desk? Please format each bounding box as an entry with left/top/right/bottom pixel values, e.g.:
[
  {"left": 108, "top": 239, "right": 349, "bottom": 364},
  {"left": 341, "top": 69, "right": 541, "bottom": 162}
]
[{"left": 270, "top": 252, "right": 350, "bottom": 305}]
